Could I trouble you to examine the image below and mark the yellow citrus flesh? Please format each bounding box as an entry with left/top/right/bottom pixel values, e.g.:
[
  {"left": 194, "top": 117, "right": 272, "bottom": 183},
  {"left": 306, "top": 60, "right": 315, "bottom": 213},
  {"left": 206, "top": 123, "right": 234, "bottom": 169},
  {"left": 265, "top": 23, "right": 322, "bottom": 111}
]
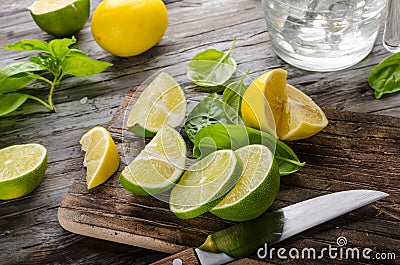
[
  {"left": 278, "top": 84, "right": 328, "bottom": 141},
  {"left": 28, "top": 0, "right": 90, "bottom": 37},
  {"left": 127, "top": 72, "right": 186, "bottom": 136},
  {"left": 0, "top": 144, "right": 47, "bottom": 200},
  {"left": 241, "top": 69, "right": 287, "bottom": 137},
  {"left": 241, "top": 69, "right": 328, "bottom": 140},
  {"left": 91, "top": 0, "right": 168, "bottom": 57},
  {"left": 80, "top": 126, "right": 120, "bottom": 189}
]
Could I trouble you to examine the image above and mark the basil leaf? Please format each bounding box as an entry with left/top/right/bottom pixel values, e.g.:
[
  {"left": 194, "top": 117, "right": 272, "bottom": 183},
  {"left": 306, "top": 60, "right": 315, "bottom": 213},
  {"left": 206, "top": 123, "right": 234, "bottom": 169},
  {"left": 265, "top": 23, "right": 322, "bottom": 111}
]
[
  {"left": 61, "top": 56, "right": 113, "bottom": 77},
  {"left": 369, "top": 53, "right": 400, "bottom": 99},
  {"left": 0, "top": 62, "right": 45, "bottom": 77},
  {"left": 187, "top": 39, "right": 237, "bottom": 88},
  {"left": 222, "top": 71, "right": 248, "bottom": 124},
  {"left": 0, "top": 93, "right": 30, "bottom": 116},
  {"left": 193, "top": 124, "right": 305, "bottom": 176},
  {"left": 3, "top": 39, "right": 49, "bottom": 52},
  {"left": 48, "top": 36, "right": 76, "bottom": 59},
  {"left": 30, "top": 53, "right": 61, "bottom": 76},
  {"left": 0, "top": 73, "right": 36, "bottom": 94},
  {"left": 184, "top": 93, "right": 232, "bottom": 142}
]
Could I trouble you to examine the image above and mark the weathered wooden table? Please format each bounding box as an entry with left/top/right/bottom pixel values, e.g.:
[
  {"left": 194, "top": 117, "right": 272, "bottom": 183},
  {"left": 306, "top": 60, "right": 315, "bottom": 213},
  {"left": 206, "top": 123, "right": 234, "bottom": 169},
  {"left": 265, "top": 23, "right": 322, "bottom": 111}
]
[{"left": 1, "top": 0, "right": 399, "bottom": 264}]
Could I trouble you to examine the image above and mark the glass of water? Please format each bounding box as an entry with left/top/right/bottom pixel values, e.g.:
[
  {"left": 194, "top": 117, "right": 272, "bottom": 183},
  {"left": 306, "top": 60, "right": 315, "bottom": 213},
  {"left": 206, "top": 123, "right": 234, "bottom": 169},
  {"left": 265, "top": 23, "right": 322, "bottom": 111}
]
[{"left": 263, "top": 0, "right": 387, "bottom": 72}]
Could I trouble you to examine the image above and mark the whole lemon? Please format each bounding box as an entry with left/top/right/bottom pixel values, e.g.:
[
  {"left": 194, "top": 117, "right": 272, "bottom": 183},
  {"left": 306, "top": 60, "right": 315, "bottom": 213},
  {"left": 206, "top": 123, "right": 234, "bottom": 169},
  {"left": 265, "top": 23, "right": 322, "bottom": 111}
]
[{"left": 91, "top": 0, "right": 168, "bottom": 57}]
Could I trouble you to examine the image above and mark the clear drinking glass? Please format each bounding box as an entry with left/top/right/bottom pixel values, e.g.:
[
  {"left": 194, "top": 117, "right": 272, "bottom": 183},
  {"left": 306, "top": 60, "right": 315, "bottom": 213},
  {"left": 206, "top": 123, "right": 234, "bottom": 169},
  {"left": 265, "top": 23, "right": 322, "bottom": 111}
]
[{"left": 263, "top": 0, "right": 387, "bottom": 72}]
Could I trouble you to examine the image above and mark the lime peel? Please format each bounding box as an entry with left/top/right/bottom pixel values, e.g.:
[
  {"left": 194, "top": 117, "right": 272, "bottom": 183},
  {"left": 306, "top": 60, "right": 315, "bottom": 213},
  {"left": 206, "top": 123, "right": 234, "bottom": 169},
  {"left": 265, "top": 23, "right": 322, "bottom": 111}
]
[
  {"left": 0, "top": 143, "right": 47, "bottom": 200},
  {"left": 169, "top": 149, "right": 243, "bottom": 219}
]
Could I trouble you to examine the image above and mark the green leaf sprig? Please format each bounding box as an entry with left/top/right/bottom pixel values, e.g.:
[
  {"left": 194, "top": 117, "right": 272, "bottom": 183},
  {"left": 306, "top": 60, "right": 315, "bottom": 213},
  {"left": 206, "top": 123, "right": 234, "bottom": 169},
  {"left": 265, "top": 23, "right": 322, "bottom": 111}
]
[
  {"left": 187, "top": 39, "right": 237, "bottom": 90},
  {"left": 369, "top": 53, "right": 400, "bottom": 99},
  {"left": 0, "top": 37, "right": 112, "bottom": 116}
]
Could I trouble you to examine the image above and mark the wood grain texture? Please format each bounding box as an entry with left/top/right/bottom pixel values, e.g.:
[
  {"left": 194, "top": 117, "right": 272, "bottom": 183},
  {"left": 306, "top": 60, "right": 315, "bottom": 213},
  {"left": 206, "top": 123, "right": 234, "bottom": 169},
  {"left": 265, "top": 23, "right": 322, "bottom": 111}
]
[
  {"left": 149, "top": 248, "right": 201, "bottom": 265},
  {"left": 57, "top": 87, "right": 400, "bottom": 264},
  {"left": 0, "top": 0, "right": 399, "bottom": 264}
]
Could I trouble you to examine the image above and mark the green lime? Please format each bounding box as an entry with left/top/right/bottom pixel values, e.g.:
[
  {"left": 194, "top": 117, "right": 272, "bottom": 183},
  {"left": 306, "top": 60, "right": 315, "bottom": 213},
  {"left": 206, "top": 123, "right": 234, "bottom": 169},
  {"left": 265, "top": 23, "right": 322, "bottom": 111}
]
[
  {"left": 28, "top": 0, "right": 90, "bottom": 37},
  {"left": 210, "top": 145, "right": 280, "bottom": 221},
  {"left": 127, "top": 72, "right": 187, "bottom": 137},
  {"left": 120, "top": 126, "right": 187, "bottom": 195},
  {"left": 169, "top": 150, "right": 243, "bottom": 219},
  {"left": 0, "top": 143, "right": 47, "bottom": 200}
]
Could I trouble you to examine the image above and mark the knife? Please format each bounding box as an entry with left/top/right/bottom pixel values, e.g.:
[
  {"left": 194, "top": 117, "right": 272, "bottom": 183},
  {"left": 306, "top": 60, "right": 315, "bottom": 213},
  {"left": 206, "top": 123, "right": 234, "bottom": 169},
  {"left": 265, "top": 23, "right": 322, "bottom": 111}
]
[{"left": 150, "top": 189, "right": 388, "bottom": 265}]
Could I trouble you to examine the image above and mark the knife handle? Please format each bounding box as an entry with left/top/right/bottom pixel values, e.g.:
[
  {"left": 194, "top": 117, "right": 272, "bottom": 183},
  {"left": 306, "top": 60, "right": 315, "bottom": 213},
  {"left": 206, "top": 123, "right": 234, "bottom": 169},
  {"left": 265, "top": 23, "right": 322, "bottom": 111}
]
[{"left": 151, "top": 248, "right": 201, "bottom": 265}]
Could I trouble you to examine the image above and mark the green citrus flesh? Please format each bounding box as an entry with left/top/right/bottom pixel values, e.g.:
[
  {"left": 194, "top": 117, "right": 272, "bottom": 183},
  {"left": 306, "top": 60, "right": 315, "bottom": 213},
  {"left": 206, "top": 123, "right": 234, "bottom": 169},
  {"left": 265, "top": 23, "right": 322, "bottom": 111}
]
[
  {"left": 120, "top": 126, "right": 186, "bottom": 195},
  {"left": 127, "top": 72, "right": 187, "bottom": 136},
  {"left": 210, "top": 145, "right": 280, "bottom": 222},
  {"left": 169, "top": 150, "right": 243, "bottom": 219},
  {"left": 0, "top": 144, "right": 47, "bottom": 200},
  {"left": 28, "top": 0, "right": 90, "bottom": 37}
]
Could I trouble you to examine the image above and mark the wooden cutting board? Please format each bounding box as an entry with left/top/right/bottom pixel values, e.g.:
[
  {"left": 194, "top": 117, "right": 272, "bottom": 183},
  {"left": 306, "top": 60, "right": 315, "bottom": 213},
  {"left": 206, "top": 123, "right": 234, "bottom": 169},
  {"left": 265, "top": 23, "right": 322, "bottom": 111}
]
[{"left": 58, "top": 87, "right": 400, "bottom": 263}]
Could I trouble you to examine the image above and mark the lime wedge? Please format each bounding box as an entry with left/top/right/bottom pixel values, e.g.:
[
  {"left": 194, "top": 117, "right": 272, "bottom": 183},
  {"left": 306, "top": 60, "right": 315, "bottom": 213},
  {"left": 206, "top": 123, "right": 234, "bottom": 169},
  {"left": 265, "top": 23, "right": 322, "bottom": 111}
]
[
  {"left": 120, "top": 126, "right": 187, "bottom": 195},
  {"left": 127, "top": 72, "right": 187, "bottom": 137},
  {"left": 210, "top": 145, "right": 280, "bottom": 221},
  {"left": 0, "top": 143, "right": 47, "bottom": 200},
  {"left": 28, "top": 0, "right": 90, "bottom": 37},
  {"left": 169, "top": 150, "right": 243, "bottom": 219},
  {"left": 80, "top": 126, "right": 120, "bottom": 189}
]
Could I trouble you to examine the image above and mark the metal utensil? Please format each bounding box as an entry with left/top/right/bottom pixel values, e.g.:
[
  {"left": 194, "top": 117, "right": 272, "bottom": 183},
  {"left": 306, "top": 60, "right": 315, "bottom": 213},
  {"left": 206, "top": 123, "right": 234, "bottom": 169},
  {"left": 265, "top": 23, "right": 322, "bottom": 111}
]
[
  {"left": 383, "top": 0, "right": 400, "bottom": 53},
  {"left": 151, "top": 189, "right": 388, "bottom": 265}
]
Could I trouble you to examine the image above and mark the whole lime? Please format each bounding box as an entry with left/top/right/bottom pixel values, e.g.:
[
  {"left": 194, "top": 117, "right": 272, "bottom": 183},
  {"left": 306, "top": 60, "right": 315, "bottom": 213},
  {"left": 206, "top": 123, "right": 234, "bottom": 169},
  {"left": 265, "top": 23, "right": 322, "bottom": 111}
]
[
  {"left": 91, "top": 0, "right": 168, "bottom": 57},
  {"left": 28, "top": 0, "right": 90, "bottom": 37}
]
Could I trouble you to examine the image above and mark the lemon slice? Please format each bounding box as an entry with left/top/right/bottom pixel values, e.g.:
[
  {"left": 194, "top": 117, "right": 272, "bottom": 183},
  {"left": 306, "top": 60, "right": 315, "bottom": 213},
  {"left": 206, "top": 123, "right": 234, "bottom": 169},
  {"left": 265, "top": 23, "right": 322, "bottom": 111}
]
[
  {"left": 80, "top": 126, "right": 120, "bottom": 189},
  {"left": 120, "top": 126, "right": 187, "bottom": 195},
  {"left": 28, "top": 0, "right": 90, "bottom": 37},
  {"left": 127, "top": 72, "right": 187, "bottom": 137},
  {"left": 169, "top": 150, "right": 243, "bottom": 219},
  {"left": 241, "top": 69, "right": 328, "bottom": 140},
  {"left": 0, "top": 144, "right": 47, "bottom": 200},
  {"left": 210, "top": 145, "right": 280, "bottom": 222}
]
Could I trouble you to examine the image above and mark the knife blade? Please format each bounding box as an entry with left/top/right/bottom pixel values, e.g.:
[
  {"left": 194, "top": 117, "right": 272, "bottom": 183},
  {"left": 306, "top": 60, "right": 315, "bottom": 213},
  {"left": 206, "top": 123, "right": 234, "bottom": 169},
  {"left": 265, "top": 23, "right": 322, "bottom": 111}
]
[{"left": 151, "top": 189, "right": 388, "bottom": 265}]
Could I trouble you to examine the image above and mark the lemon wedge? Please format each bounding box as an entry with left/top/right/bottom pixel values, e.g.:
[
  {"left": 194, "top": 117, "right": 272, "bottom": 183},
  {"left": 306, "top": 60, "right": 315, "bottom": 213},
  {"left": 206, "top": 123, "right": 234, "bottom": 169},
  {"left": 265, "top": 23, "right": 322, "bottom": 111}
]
[
  {"left": 241, "top": 69, "right": 328, "bottom": 140},
  {"left": 80, "top": 126, "right": 120, "bottom": 189}
]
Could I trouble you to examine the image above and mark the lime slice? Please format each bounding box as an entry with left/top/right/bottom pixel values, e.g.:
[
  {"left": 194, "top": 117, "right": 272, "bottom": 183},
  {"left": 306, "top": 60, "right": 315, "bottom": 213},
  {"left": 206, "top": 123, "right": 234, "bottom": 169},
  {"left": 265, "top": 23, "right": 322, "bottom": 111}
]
[
  {"left": 80, "top": 126, "right": 120, "bottom": 189},
  {"left": 127, "top": 72, "right": 187, "bottom": 137},
  {"left": 0, "top": 143, "right": 47, "bottom": 200},
  {"left": 210, "top": 145, "right": 280, "bottom": 221},
  {"left": 28, "top": 0, "right": 90, "bottom": 37},
  {"left": 120, "top": 126, "right": 186, "bottom": 195},
  {"left": 169, "top": 150, "right": 243, "bottom": 219}
]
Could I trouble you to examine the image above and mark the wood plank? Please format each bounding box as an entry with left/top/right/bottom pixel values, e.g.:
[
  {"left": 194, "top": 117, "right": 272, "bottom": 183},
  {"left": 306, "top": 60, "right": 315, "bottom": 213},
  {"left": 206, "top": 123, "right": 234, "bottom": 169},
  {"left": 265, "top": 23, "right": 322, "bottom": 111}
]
[
  {"left": 1, "top": 0, "right": 399, "bottom": 264},
  {"left": 58, "top": 87, "right": 400, "bottom": 264}
]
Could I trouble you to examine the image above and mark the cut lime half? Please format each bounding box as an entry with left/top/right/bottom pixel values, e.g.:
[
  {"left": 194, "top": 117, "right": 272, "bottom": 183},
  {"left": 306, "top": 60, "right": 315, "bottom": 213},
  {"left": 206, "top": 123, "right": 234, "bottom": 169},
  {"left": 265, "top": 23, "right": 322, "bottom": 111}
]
[
  {"left": 210, "top": 145, "right": 280, "bottom": 221},
  {"left": 126, "top": 72, "right": 187, "bottom": 137},
  {"left": 169, "top": 150, "right": 243, "bottom": 219},
  {"left": 120, "top": 126, "right": 187, "bottom": 195},
  {"left": 0, "top": 143, "right": 47, "bottom": 200},
  {"left": 28, "top": 0, "right": 90, "bottom": 37}
]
